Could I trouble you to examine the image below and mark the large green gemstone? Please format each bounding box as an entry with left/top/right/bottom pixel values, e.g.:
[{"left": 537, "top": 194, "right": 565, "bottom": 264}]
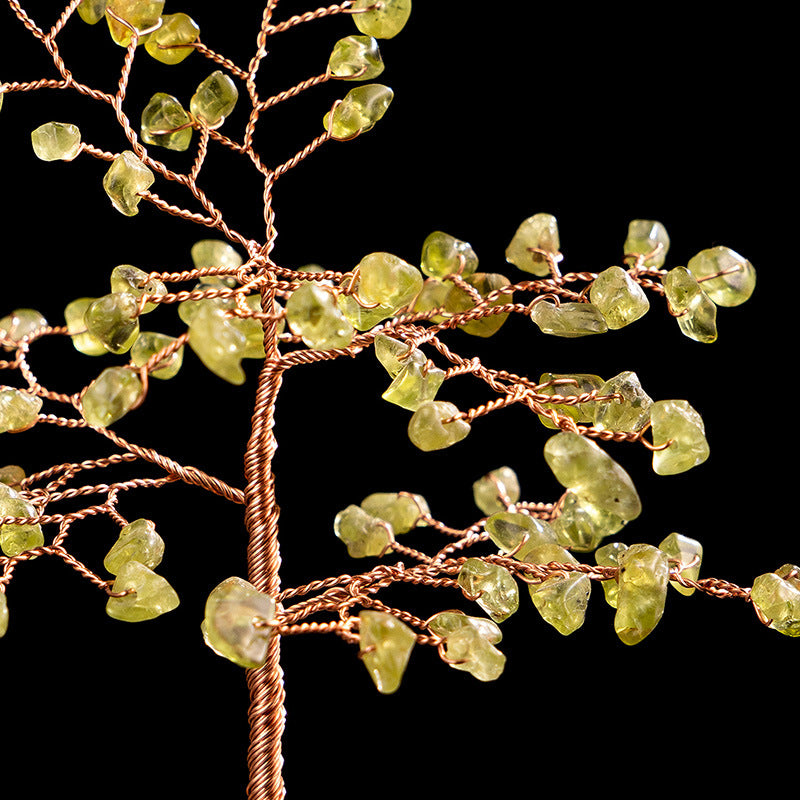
[
  {"left": 191, "top": 239, "right": 243, "bottom": 271},
  {"left": 0, "top": 485, "right": 44, "bottom": 557},
  {"left": 551, "top": 490, "right": 626, "bottom": 552},
  {"left": 106, "top": 561, "right": 179, "bottom": 622},
  {"left": 334, "top": 504, "right": 394, "bottom": 557},
  {"left": 188, "top": 302, "right": 249, "bottom": 384},
  {"left": 0, "top": 308, "right": 48, "bottom": 349},
  {"left": 529, "top": 572, "right": 591, "bottom": 636},
  {"left": 589, "top": 266, "right": 649, "bottom": 329},
  {"left": 31, "top": 121, "right": 82, "bottom": 161},
  {"left": 473, "top": 466, "right": 520, "bottom": 516},
  {"left": 285, "top": 283, "right": 355, "bottom": 350},
  {"left": 595, "top": 541, "right": 628, "bottom": 608},
  {"left": 505, "top": 213, "right": 560, "bottom": 276},
  {"left": 324, "top": 84, "right": 393, "bottom": 139},
  {"left": 355, "top": 251, "right": 423, "bottom": 311},
  {"left": 105, "top": 0, "right": 164, "bottom": 47},
  {"left": 593, "top": 371, "right": 652, "bottom": 433},
  {"left": 443, "top": 272, "right": 512, "bottom": 338},
  {"left": 614, "top": 544, "right": 669, "bottom": 645},
  {"left": 407, "top": 401, "right": 471, "bottom": 451},
  {"left": 0, "top": 388, "right": 42, "bottom": 434},
  {"left": 190, "top": 71, "right": 239, "bottom": 126},
  {"left": 65, "top": 298, "right": 106, "bottom": 356},
  {"left": 141, "top": 93, "right": 192, "bottom": 151},
  {"left": 623, "top": 219, "right": 669, "bottom": 267},
  {"left": 352, "top": 0, "right": 412, "bottom": 39},
  {"left": 458, "top": 558, "right": 519, "bottom": 623},
  {"left": 531, "top": 301, "right": 608, "bottom": 338},
  {"left": 360, "top": 492, "right": 429, "bottom": 533},
  {"left": 84, "top": 292, "right": 140, "bottom": 354},
  {"left": 421, "top": 231, "right": 479, "bottom": 279},
  {"left": 144, "top": 12, "right": 200, "bottom": 64},
  {"left": 328, "top": 35, "right": 384, "bottom": 80},
  {"left": 663, "top": 267, "right": 718, "bottom": 344},
  {"left": 103, "top": 151, "right": 154, "bottom": 216},
  {"left": 381, "top": 359, "right": 445, "bottom": 411},
  {"left": 750, "top": 566, "right": 800, "bottom": 637},
  {"left": 104, "top": 518, "right": 165, "bottom": 575},
  {"left": 131, "top": 331, "right": 184, "bottom": 379},
  {"left": 359, "top": 610, "right": 416, "bottom": 694},
  {"left": 658, "top": 532, "right": 702, "bottom": 596},
  {"left": 687, "top": 246, "right": 755, "bottom": 307},
  {"left": 110, "top": 265, "right": 166, "bottom": 313},
  {"left": 81, "top": 367, "right": 143, "bottom": 428},
  {"left": 650, "top": 399, "right": 709, "bottom": 475}
]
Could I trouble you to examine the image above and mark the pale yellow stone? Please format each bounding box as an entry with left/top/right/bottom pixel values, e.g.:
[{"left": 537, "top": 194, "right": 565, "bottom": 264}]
[
  {"left": 359, "top": 610, "right": 416, "bottom": 694},
  {"left": 505, "top": 213, "right": 560, "bottom": 276},
  {"left": 106, "top": 561, "right": 179, "bottom": 622},
  {"left": 614, "top": 544, "right": 669, "bottom": 645}
]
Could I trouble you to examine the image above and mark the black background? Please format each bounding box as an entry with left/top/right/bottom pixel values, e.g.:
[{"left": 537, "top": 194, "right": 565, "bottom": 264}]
[{"left": 0, "top": 3, "right": 791, "bottom": 798}]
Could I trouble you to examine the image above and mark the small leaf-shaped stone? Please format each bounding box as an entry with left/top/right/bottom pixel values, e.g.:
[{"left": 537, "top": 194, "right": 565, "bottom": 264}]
[
  {"left": 106, "top": 561, "right": 179, "bottom": 622},
  {"left": 359, "top": 610, "right": 416, "bottom": 694},
  {"left": 103, "top": 151, "right": 154, "bottom": 216}
]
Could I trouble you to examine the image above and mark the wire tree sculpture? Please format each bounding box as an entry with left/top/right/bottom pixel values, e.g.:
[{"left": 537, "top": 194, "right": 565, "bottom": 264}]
[{"left": 0, "top": 2, "right": 793, "bottom": 798}]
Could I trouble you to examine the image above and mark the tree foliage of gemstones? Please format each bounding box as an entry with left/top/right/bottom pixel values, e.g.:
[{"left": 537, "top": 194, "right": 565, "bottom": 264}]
[{"left": 0, "top": 0, "right": 796, "bottom": 695}]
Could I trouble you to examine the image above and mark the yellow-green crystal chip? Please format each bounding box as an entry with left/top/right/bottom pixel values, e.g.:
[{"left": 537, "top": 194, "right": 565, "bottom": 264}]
[
  {"left": 105, "top": 0, "right": 164, "bottom": 47},
  {"left": 650, "top": 399, "right": 709, "bottom": 476},
  {"left": 0, "top": 485, "right": 44, "bottom": 557},
  {"left": 65, "top": 298, "right": 106, "bottom": 356},
  {"left": 596, "top": 541, "right": 628, "bottom": 608},
  {"left": 529, "top": 572, "right": 591, "bottom": 636},
  {"left": 535, "top": 372, "right": 605, "bottom": 429},
  {"left": 0, "top": 465, "right": 25, "bottom": 487},
  {"left": 188, "top": 302, "right": 249, "bottom": 385},
  {"left": 589, "top": 266, "right": 650, "bottom": 329},
  {"left": 324, "top": 84, "right": 393, "bottom": 140},
  {"left": 485, "top": 511, "right": 558, "bottom": 562},
  {"left": 360, "top": 492, "right": 429, "bottom": 534},
  {"left": 202, "top": 576, "right": 276, "bottom": 667},
  {"left": 81, "top": 367, "right": 143, "bottom": 428},
  {"left": 103, "top": 151, "right": 154, "bottom": 216},
  {"left": 78, "top": 0, "right": 107, "bottom": 25},
  {"left": 412, "top": 279, "right": 449, "bottom": 322},
  {"left": 751, "top": 566, "right": 800, "bottom": 637},
  {"left": 329, "top": 35, "right": 384, "bottom": 80},
  {"left": 103, "top": 518, "right": 165, "bottom": 575},
  {"left": 359, "top": 610, "right": 416, "bottom": 694},
  {"left": 421, "top": 231, "right": 479, "bottom": 279},
  {"left": 658, "top": 532, "right": 702, "bottom": 596},
  {"left": 593, "top": 371, "right": 652, "bottom": 433},
  {"left": 0, "top": 592, "right": 7, "bottom": 637},
  {"left": 473, "top": 466, "right": 520, "bottom": 516},
  {"left": 443, "top": 272, "right": 512, "bottom": 338},
  {"left": 440, "top": 624, "right": 506, "bottom": 681},
  {"left": 664, "top": 267, "right": 718, "bottom": 344},
  {"left": 31, "top": 121, "right": 82, "bottom": 161},
  {"left": 0, "top": 389, "right": 42, "bottom": 434},
  {"left": 106, "top": 561, "right": 179, "bottom": 622},
  {"left": 144, "top": 12, "right": 200, "bottom": 64},
  {"left": 381, "top": 359, "right": 445, "bottom": 411},
  {"left": 428, "top": 610, "right": 502, "bottom": 644},
  {"left": 505, "top": 212, "right": 560, "bottom": 276},
  {"left": 352, "top": 0, "right": 411, "bottom": 39},
  {"left": 551, "top": 491, "right": 626, "bottom": 552},
  {"left": 191, "top": 239, "right": 243, "bottom": 271},
  {"left": 110, "top": 265, "right": 166, "bottom": 313},
  {"left": 374, "top": 334, "right": 424, "bottom": 377},
  {"left": 357, "top": 251, "right": 423, "bottom": 310},
  {"left": 458, "top": 558, "right": 519, "bottom": 623},
  {"left": 687, "top": 245, "right": 756, "bottom": 307},
  {"left": 286, "top": 283, "right": 354, "bottom": 350},
  {"left": 624, "top": 219, "right": 670, "bottom": 267},
  {"left": 141, "top": 92, "right": 192, "bottom": 152},
  {"left": 84, "top": 292, "right": 140, "bottom": 354},
  {"left": 408, "top": 401, "right": 471, "bottom": 451},
  {"left": 131, "top": 331, "right": 184, "bottom": 380},
  {"left": 531, "top": 301, "right": 608, "bottom": 338},
  {"left": 190, "top": 71, "right": 239, "bottom": 127},
  {"left": 614, "top": 543, "right": 669, "bottom": 645},
  {"left": 0, "top": 308, "right": 48, "bottom": 349},
  {"left": 544, "top": 432, "right": 641, "bottom": 521},
  {"left": 334, "top": 505, "right": 394, "bottom": 557}
]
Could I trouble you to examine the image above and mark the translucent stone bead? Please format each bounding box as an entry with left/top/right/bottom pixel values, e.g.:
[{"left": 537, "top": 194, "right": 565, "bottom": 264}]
[
  {"left": 360, "top": 492, "right": 429, "bottom": 533},
  {"left": 443, "top": 272, "right": 512, "bottom": 338},
  {"left": 529, "top": 572, "right": 591, "bottom": 636},
  {"left": 412, "top": 279, "right": 449, "bottom": 322},
  {"left": 81, "top": 367, "right": 143, "bottom": 428},
  {"left": 0, "top": 591, "right": 7, "bottom": 638},
  {"left": 30, "top": 121, "right": 81, "bottom": 161},
  {"left": 687, "top": 246, "right": 756, "bottom": 307},
  {"left": 131, "top": 331, "right": 184, "bottom": 380},
  {"left": 614, "top": 543, "right": 669, "bottom": 645},
  {"left": 664, "top": 267, "right": 718, "bottom": 344},
  {"left": 0, "top": 388, "right": 42, "bottom": 434},
  {"left": 359, "top": 610, "right": 416, "bottom": 694},
  {"left": 78, "top": 0, "right": 107, "bottom": 25},
  {"left": 458, "top": 558, "right": 519, "bottom": 623},
  {"left": 106, "top": 561, "right": 179, "bottom": 622},
  {"left": 505, "top": 212, "right": 560, "bottom": 276},
  {"left": 0, "top": 485, "right": 44, "bottom": 557},
  {"left": 440, "top": 623, "right": 506, "bottom": 681},
  {"left": 658, "top": 532, "right": 702, "bottom": 596},
  {"left": 473, "top": 466, "right": 520, "bottom": 516},
  {"left": 544, "top": 432, "right": 642, "bottom": 521},
  {"left": 408, "top": 401, "right": 470, "bottom": 451},
  {"left": 103, "top": 150, "right": 154, "bottom": 216},
  {"left": 596, "top": 541, "right": 628, "bottom": 608},
  {"left": 352, "top": 0, "right": 412, "bottom": 39},
  {"left": 85, "top": 292, "right": 140, "bottom": 354},
  {"left": 110, "top": 265, "right": 166, "bottom": 313},
  {"left": 103, "top": 518, "right": 165, "bottom": 575},
  {"left": 191, "top": 239, "right": 243, "bottom": 271},
  {"left": 536, "top": 372, "right": 605, "bottom": 429},
  {"left": 589, "top": 266, "right": 650, "bottom": 329},
  {"left": 334, "top": 504, "right": 394, "bottom": 557},
  {"left": 624, "top": 219, "right": 669, "bottom": 267},
  {"left": 374, "top": 334, "right": 425, "bottom": 377},
  {"left": 144, "top": 12, "right": 200, "bottom": 64},
  {"left": 141, "top": 93, "right": 192, "bottom": 152},
  {"left": 428, "top": 610, "right": 502, "bottom": 644},
  {"left": 337, "top": 283, "right": 394, "bottom": 331},
  {"left": 329, "top": 35, "right": 384, "bottom": 80},
  {"left": 650, "top": 399, "right": 709, "bottom": 476},
  {"left": 0, "top": 308, "right": 47, "bottom": 348},
  {"left": 484, "top": 511, "right": 558, "bottom": 563},
  {"left": 531, "top": 301, "right": 608, "bottom": 338},
  {"left": 552, "top": 491, "right": 626, "bottom": 553},
  {"left": 382, "top": 359, "right": 445, "bottom": 411},
  {"left": 105, "top": 0, "right": 164, "bottom": 47},
  {"left": 593, "top": 371, "right": 652, "bottom": 433},
  {"left": 285, "top": 283, "right": 355, "bottom": 350},
  {"left": 190, "top": 71, "right": 239, "bottom": 127},
  {"left": 65, "top": 298, "right": 106, "bottom": 356},
  {"left": 356, "top": 251, "right": 423, "bottom": 311},
  {"left": 0, "top": 465, "right": 25, "bottom": 487},
  {"left": 323, "top": 84, "right": 393, "bottom": 140},
  {"left": 202, "top": 576, "right": 276, "bottom": 667},
  {"left": 751, "top": 566, "right": 800, "bottom": 637},
  {"left": 420, "top": 231, "right": 479, "bottom": 279},
  {"left": 188, "top": 302, "right": 249, "bottom": 385}
]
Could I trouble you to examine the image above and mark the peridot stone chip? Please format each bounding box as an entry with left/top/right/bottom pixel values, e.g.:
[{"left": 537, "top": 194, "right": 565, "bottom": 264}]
[
  {"left": 81, "top": 367, "right": 143, "bottom": 428},
  {"left": 202, "top": 576, "right": 276, "bottom": 667},
  {"left": 687, "top": 245, "right": 756, "bottom": 307},
  {"left": 188, "top": 302, "right": 249, "bottom": 385},
  {"left": 505, "top": 212, "right": 560, "bottom": 276},
  {"left": 0, "top": 465, "right": 25, "bottom": 487},
  {"left": 535, "top": 373, "right": 605, "bottom": 429},
  {"left": 595, "top": 541, "right": 628, "bottom": 608},
  {"left": 0, "top": 388, "right": 42, "bottom": 434},
  {"left": 624, "top": 219, "right": 670, "bottom": 267},
  {"left": 589, "top": 266, "right": 650, "bottom": 330},
  {"left": 360, "top": 492, "right": 429, "bottom": 533},
  {"left": 324, "top": 84, "right": 393, "bottom": 139},
  {"left": 104, "top": 518, "right": 165, "bottom": 575},
  {"left": 352, "top": 0, "right": 412, "bottom": 39},
  {"left": 614, "top": 543, "right": 669, "bottom": 645},
  {"left": 141, "top": 92, "right": 193, "bottom": 152},
  {"left": 78, "top": 0, "right": 107, "bottom": 25},
  {"left": 0, "top": 592, "right": 8, "bottom": 637},
  {"left": 593, "top": 371, "right": 652, "bottom": 433},
  {"left": 439, "top": 623, "right": 506, "bottom": 682},
  {"left": 473, "top": 467, "right": 520, "bottom": 516},
  {"left": 650, "top": 399, "right": 709, "bottom": 476},
  {"left": 0, "top": 484, "right": 44, "bottom": 557},
  {"left": 421, "top": 231, "right": 479, "bottom": 279},
  {"left": 105, "top": 0, "right": 164, "bottom": 47},
  {"left": 529, "top": 572, "right": 591, "bottom": 636},
  {"left": 191, "top": 239, "right": 243, "bottom": 271},
  {"left": 0, "top": 308, "right": 48, "bottom": 348},
  {"left": 357, "top": 251, "right": 423, "bottom": 311},
  {"left": 412, "top": 279, "right": 449, "bottom": 322},
  {"left": 664, "top": 267, "right": 718, "bottom": 344},
  {"left": 381, "top": 359, "right": 445, "bottom": 411},
  {"left": 334, "top": 505, "right": 394, "bottom": 557},
  {"left": 531, "top": 301, "right": 608, "bottom": 338},
  {"left": 329, "top": 35, "right": 384, "bottom": 80},
  {"left": 428, "top": 610, "right": 502, "bottom": 645},
  {"left": 484, "top": 511, "right": 558, "bottom": 563},
  {"left": 408, "top": 401, "right": 471, "bottom": 452},
  {"left": 65, "top": 298, "right": 107, "bottom": 356},
  {"left": 552, "top": 491, "right": 626, "bottom": 552},
  {"left": 359, "top": 610, "right": 416, "bottom": 694},
  {"left": 286, "top": 283, "right": 355, "bottom": 350},
  {"left": 31, "top": 121, "right": 82, "bottom": 161},
  {"left": 144, "top": 13, "right": 200, "bottom": 64},
  {"left": 444, "top": 272, "right": 512, "bottom": 338},
  {"left": 131, "top": 331, "right": 184, "bottom": 380},
  {"left": 190, "top": 71, "right": 239, "bottom": 127},
  {"left": 751, "top": 566, "right": 800, "bottom": 637},
  {"left": 106, "top": 561, "right": 179, "bottom": 622},
  {"left": 458, "top": 558, "right": 519, "bottom": 623},
  {"left": 84, "top": 292, "right": 140, "bottom": 354},
  {"left": 374, "top": 334, "right": 425, "bottom": 377},
  {"left": 658, "top": 532, "right": 702, "bottom": 596},
  {"left": 110, "top": 265, "right": 166, "bottom": 313},
  {"left": 103, "top": 151, "right": 154, "bottom": 216}
]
